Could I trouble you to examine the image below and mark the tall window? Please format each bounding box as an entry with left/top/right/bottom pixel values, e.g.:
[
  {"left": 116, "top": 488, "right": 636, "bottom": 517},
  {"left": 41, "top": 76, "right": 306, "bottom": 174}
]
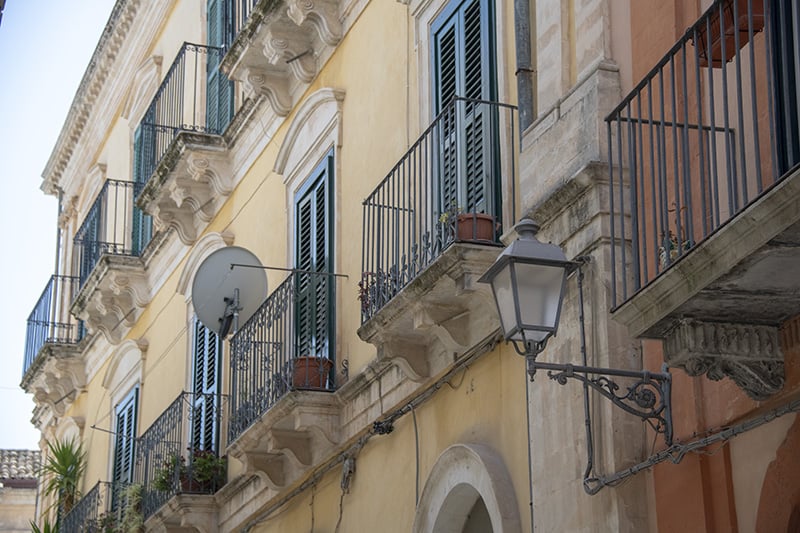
[
  {"left": 294, "top": 152, "right": 334, "bottom": 364},
  {"left": 111, "top": 388, "right": 138, "bottom": 506},
  {"left": 191, "top": 318, "right": 221, "bottom": 452},
  {"left": 207, "top": 0, "right": 234, "bottom": 134},
  {"left": 431, "top": 0, "right": 499, "bottom": 221}
]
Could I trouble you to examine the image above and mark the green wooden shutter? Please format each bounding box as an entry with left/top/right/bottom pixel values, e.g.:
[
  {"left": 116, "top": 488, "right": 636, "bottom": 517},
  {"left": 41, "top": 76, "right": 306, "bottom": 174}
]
[
  {"left": 111, "top": 388, "right": 138, "bottom": 509},
  {"left": 131, "top": 124, "right": 153, "bottom": 255},
  {"left": 432, "top": 0, "right": 498, "bottom": 219},
  {"left": 294, "top": 154, "right": 333, "bottom": 365},
  {"left": 191, "top": 317, "right": 221, "bottom": 453},
  {"left": 207, "top": 0, "right": 234, "bottom": 134}
]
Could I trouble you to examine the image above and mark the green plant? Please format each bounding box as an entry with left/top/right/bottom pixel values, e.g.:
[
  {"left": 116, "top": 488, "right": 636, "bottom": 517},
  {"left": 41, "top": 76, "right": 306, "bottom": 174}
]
[
  {"left": 30, "top": 518, "right": 58, "bottom": 533},
  {"left": 438, "top": 200, "right": 463, "bottom": 224},
  {"left": 190, "top": 449, "right": 227, "bottom": 488},
  {"left": 41, "top": 438, "right": 86, "bottom": 520},
  {"left": 152, "top": 454, "right": 185, "bottom": 492},
  {"left": 119, "top": 483, "right": 144, "bottom": 533}
]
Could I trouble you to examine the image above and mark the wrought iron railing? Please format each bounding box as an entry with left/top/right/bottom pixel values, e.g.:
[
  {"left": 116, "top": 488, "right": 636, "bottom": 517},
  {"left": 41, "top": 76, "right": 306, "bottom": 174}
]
[
  {"left": 73, "top": 180, "right": 149, "bottom": 289},
  {"left": 61, "top": 481, "right": 116, "bottom": 533},
  {"left": 608, "top": 0, "right": 800, "bottom": 308},
  {"left": 135, "top": 392, "right": 226, "bottom": 520},
  {"left": 134, "top": 42, "right": 235, "bottom": 187},
  {"left": 225, "top": 0, "right": 259, "bottom": 46},
  {"left": 360, "top": 97, "right": 516, "bottom": 322},
  {"left": 23, "top": 275, "right": 82, "bottom": 377},
  {"left": 229, "top": 272, "right": 335, "bottom": 444}
]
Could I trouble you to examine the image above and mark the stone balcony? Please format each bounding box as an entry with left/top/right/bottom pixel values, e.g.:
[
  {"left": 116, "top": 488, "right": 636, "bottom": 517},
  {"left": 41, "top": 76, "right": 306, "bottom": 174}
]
[
  {"left": 136, "top": 132, "right": 234, "bottom": 246},
  {"left": 357, "top": 243, "right": 501, "bottom": 382},
  {"left": 221, "top": 0, "right": 343, "bottom": 116},
  {"left": 607, "top": 3, "right": 800, "bottom": 400}
]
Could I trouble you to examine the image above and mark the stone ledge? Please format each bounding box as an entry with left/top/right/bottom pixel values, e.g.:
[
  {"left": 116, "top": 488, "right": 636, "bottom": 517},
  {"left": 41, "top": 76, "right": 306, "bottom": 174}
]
[
  {"left": 70, "top": 255, "right": 150, "bottom": 345},
  {"left": 357, "top": 243, "right": 501, "bottom": 382},
  {"left": 144, "top": 493, "right": 219, "bottom": 533},
  {"left": 20, "top": 343, "right": 86, "bottom": 418},
  {"left": 137, "top": 132, "right": 232, "bottom": 246}
]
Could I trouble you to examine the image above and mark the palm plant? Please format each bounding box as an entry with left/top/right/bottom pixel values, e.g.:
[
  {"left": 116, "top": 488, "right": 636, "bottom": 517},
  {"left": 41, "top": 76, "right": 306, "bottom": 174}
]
[
  {"left": 41, "top": 438, "right": 86, "bottom": 522},
  {"left": 30, "top": 518, "right": 58, "bottom": 533}
]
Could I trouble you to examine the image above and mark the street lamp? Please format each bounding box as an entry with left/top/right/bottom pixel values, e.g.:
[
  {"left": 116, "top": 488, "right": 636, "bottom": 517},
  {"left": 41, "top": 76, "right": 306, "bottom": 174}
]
[{"left": 478, "top": 218, "right": 673, "bottom": 448}]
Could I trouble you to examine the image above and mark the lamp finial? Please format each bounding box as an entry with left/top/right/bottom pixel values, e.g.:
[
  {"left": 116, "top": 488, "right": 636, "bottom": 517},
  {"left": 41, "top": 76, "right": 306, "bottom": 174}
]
[{"left": 515, "top": 218, "right": 540, "bottom": 239}]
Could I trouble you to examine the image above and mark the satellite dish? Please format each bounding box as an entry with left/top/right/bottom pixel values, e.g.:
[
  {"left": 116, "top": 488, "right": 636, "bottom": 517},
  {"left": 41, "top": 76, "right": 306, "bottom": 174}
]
[{"left": 192, "top": 246, "right": 268, "bottom": 336}]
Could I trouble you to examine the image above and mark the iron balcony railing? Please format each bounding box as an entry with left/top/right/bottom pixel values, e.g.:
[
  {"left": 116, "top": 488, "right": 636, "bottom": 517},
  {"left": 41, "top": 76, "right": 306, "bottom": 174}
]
[
  {"left": 360, "top": 97, "right": 516, "bottom": 322},
  {"left": 229, "top": 271, "right": 335, "bottom": 444},
  {"left": 23, "top": 275, "right": 82, "bottom": 377},
  {"left": 225, "top": 0, "right": 259, "bottom": 46},
  {"left": 73, "top": 179, "right": 150, "bottom": 288},
  {"left": 134, "top": 42, "right": 235, "bottom": 188},
  {"left": 135, "top": 392, "right": 226, "bottom": 520},
  {"left": 61, "top": 481, "right": 118, "bottom": 533},
  {"left": 608, "top": 0, "right": 800, "bottom": 308}
]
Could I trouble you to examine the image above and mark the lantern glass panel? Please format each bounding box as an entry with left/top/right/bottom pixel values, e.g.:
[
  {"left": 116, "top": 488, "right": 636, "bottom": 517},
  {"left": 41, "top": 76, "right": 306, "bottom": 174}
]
[
  {"left": 490, "top": 263, "right": 519, "bottom": 339},
  {"left": 515, "top": 263, "right": 565, "bottom": 336}
]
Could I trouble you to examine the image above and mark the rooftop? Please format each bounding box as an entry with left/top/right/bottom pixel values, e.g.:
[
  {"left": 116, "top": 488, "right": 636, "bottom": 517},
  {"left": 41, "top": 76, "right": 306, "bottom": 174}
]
[{"left": 0, "top": 449, "right": 40, "bottom": 480}]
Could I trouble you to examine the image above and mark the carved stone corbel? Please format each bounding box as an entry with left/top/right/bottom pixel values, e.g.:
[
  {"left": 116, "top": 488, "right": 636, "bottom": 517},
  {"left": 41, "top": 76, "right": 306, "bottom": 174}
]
[
  {"left": 286, "top": 0, "right": 343, "bottom": 47},
  {"left": 244, "top": 67, "right": 292, "bottom": 116},
  {"left": 663, "top": 319, "right": 785, "bottom": 400},
  {"left": 262, "top": 27, "right": 316, "bottom": 83}
]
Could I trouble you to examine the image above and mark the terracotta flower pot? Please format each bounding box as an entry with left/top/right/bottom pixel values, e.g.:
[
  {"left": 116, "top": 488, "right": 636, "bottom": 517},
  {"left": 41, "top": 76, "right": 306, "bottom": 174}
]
[
  {"left": 455, "top": 213, "right": 496, "bottom": 242},
  {"left": 292, "top": 356, "right": 333, "bottom": 389},
  {"left": 695, "top": 0, "right": 765, "bottom": 67}
]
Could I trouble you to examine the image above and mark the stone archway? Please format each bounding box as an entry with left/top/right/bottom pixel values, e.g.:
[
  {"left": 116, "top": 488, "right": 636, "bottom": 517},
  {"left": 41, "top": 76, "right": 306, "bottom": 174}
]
[{"left": 413, "top": 443, "right": 521, "bottom": 533}]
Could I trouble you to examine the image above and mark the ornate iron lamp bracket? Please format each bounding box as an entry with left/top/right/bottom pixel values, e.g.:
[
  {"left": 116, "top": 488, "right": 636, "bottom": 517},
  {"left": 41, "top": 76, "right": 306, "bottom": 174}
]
[{"left": 526, "top": 357, "right": 673, "bottom": 445}]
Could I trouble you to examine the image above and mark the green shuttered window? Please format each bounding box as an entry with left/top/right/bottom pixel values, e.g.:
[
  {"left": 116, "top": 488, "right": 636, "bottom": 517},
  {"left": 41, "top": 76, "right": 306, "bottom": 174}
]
[
  {"left": 432, "top": 0, "right": 499, "bottom": 218},
  {"left": 294, "top": 152, "right": 334, "bottom": 366},
  {"left": 191, "top": 318, "right": 221, "bottom": 453}
]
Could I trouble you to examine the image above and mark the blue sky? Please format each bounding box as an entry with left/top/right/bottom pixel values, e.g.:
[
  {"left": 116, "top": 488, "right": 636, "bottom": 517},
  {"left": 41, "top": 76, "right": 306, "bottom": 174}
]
[{"left": 0, "top": 1, "right": 115, "bottom": 448}]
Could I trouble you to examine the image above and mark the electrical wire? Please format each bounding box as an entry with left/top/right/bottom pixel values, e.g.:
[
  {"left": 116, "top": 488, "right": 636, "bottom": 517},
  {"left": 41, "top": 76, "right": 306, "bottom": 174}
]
[{"left": 584, "top": 396, "right": 800, "bottom": 494}]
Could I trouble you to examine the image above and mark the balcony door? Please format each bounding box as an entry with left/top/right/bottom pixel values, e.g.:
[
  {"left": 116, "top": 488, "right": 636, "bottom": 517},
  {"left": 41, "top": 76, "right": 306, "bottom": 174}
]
[
  {"left": 190, "top": 318, "right": 221, "bottom": 453},
  {"left": 432, "top": 0, "right": 499, "bottom": 222},
  {"left": 207, "top": 0, "right": 234, "bottom": 134},
  {"left": 294, "top": 153, "right": 334, "bottom": 368}
]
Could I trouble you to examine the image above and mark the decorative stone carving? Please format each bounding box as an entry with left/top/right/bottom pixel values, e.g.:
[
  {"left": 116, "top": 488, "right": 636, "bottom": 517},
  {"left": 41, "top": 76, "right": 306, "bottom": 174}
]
[
  {"left": 663, "top": 319, "right": 785, "bottom": 400},
  {"left": 357, "top": 243, "right": 501, "bottom": 383},
  {"left": 227, "top": 390, "right": 340, "bottom": 490},
  {"left": 222, "top": 0, "right": 344, "bottom": 117},
  {"left": 145, "top": 493, "right": 219, "bottom": 533},
  {"left": 243, "top": 67, "right": 293, "bottom": 116},
  {"left": 286, "top": 0, "right": 343, "bottom": 47},
  {"left": 71, "top": 255, "right": 150, "bottom": 345},
  {"left": 137, "top": 133, "right": 233, "bottom": 245},
  {"left": 262, "top": 27, "right": 316, "bottom": 83},
  {"left": 21, "top": 344, "right": 86, "bottom": 421}
]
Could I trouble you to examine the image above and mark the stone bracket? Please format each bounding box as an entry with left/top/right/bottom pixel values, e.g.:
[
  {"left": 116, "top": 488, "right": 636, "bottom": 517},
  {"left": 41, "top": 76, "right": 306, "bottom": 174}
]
[
  {"left": 227, "top": 390, "right": 341, "bottom": 490},
  {"left": 358, "top": 243, "right": 502, "bottom": 383},
  {"left": 663, "top": 319, "right": 785, "bottom": 400},
  {"left": 71, "top": 255, "right": 150, "bottom": 345},
  {"left": 137, "top": 135, "right": 232, "bottom": 246},
  {"left": 145, "top": 493, "right": 220, "bottom": 533},
  {"left": 244, "top": 66, "right": 293, "bottom": 116}
]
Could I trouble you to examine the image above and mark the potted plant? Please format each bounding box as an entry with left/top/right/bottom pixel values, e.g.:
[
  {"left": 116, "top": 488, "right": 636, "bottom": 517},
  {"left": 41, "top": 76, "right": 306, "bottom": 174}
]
[
  {"left": 439, "top": 201, "right": 495, "bottom": 242},
  {"left": 292, "top": 356, "right": 333, "bottom": 389},
  {"left": 119, "top": 483, "right": 144, "bottom": 533},
  {"left": 152, "top": 453, "right": 185, "bottom": 493},
  {"left": 188, "top": 449, "right": 227, "bottom": 492}
]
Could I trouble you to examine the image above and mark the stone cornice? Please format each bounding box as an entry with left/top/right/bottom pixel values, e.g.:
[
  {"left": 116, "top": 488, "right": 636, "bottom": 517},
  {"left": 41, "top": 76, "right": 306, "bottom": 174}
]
[{"left": 40, "top": 0, "right": 174, "bottom": 197}]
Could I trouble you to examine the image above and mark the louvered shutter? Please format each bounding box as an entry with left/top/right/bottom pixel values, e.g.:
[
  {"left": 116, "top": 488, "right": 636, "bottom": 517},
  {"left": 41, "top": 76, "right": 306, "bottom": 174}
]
[
  {"left": 207, "top": 0, "right": 234, "bottom": 134},
  {"left": 432, "top": 0, "right": 498, "bottom": 219},
  {"left": 111, "top": 388, "right": 138, "bottom": 509},
  {"left": 131, "top": 123, "right": 154, "bottom": 255},
  {"left": 295, "top": 155, "right": 332, "bottom": 366},
  {"left": 191, "top": 318, "right": 221, "bottom": 453}
]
